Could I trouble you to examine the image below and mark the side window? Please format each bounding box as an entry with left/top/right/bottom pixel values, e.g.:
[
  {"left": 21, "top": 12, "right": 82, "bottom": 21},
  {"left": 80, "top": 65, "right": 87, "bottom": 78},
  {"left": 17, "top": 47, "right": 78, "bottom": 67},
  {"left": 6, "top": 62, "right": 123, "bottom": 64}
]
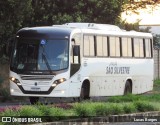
[
  {"left": 122, "top": 37, "right": 132, "bottom": 57},
  {"left": 139, "top": 39, "right": 144, "bottom": 57},
  {"left": 83, "top": 35, "right": 95, "bottom": 56},
  {"left": 109, "top": 37, "right": 120, "bottom": 57},
  {"left": 134, "top": 38, "right": 144, "bottom": 58},
  {"left": 96, "top": 36, "right": 108, "bottom": 57},
  {"left": 145, "top": 39, "right": 152, "bottom": 58},
  {"left": 134, "top": 38, "right": 139, "bottom": 57},
  {"left": 103, "top": 37, "right": 108, "bottom": 57}
]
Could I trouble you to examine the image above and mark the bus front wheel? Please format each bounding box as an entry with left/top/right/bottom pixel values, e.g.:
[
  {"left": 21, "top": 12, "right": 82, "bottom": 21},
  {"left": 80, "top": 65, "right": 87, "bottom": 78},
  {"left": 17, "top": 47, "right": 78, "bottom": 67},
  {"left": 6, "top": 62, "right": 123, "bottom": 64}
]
[
  {"left": 29, "top": 97, "right": 39, "bottom": 104},
  {"left": 78, "top": 81, "right": 90, "bottom": 101}
]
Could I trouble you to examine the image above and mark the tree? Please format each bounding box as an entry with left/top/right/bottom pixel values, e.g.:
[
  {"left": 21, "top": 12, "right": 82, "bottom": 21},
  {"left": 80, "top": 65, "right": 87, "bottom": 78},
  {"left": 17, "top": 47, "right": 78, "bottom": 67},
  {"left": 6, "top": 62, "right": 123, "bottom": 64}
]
[
  {"left": 154, "top": 34, "right": 160, "bottom": 48},
  {"left": 123, "top": 0, "right": 160, "bottom": 14},
  {"left": 31, "top": 0, "right": 125, "bottom": 25},
  {"left": 0, "top": 0, "right": 32, "bottom": 57},
  {"left": 0, "top": 0, "right": 126, "bottom": 58}
]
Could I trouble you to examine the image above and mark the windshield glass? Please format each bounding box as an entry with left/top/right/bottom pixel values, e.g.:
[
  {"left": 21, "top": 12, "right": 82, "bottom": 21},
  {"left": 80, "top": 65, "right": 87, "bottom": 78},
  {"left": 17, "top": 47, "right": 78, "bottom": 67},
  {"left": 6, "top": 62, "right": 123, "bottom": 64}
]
[{"left": 11, "top": 38, "right": 69, "bottom": 73}]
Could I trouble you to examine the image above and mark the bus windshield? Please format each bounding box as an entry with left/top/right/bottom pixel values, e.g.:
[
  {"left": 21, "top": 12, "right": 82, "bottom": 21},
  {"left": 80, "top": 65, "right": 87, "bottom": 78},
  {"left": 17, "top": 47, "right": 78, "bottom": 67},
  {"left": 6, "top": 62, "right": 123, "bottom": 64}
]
[{"left": 11, "top": 38, "right": 69, "bottom": 73}]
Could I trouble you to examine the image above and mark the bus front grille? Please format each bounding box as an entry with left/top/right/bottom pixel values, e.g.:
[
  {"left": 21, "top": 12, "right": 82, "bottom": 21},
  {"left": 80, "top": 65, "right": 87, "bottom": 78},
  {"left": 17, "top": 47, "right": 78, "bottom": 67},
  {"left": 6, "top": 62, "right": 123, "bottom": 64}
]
[{"left": 20, "top": 75, "right": 54, "bottom": 81}]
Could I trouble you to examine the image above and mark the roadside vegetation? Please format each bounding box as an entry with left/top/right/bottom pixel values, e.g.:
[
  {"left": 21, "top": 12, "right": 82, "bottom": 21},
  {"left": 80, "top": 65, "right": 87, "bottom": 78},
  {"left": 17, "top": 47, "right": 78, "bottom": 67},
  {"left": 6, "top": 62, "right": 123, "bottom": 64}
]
[
  {"left": 0, "top": 80, "right": 160, "bottom": 124},
  {"left": 0, "top": 101, "right": 159, "bottom": 125}
]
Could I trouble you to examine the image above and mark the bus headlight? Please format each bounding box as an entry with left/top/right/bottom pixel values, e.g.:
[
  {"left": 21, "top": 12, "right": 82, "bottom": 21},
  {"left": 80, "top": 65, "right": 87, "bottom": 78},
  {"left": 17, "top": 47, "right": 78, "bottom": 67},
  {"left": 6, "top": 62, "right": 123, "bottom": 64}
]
[
  {"left": 52, "top": 78, "right": 66, "bottom": 87},
  {"left": 9, "top": 77, "right": 21, "bottom": 85}
]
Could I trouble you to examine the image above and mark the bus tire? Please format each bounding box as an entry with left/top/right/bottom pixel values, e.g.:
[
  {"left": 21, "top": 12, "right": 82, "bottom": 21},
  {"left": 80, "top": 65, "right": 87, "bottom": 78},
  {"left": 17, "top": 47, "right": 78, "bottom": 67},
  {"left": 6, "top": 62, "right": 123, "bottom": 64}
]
[
  {"left": 78, "top": 81, "right": 90, "bottom": 101},
  {"left": 29, "top": 97, "right": 39, "bottom": 104},
  {"left": 124, "top": 80, "right": 132, "bottom": 95}
]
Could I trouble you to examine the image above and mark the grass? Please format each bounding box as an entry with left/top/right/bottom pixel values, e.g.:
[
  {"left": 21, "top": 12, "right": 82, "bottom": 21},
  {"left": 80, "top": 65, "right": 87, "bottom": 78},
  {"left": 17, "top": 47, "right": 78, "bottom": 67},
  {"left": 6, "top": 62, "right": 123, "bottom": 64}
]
[
  {"left": 19, "top": 106, "right": 43, "bottom": 116},
  {"left": 73, "top": 102, "right": 96, "bottom": 117},
  {"left": 107, "top": 94, "right": 141, "bottom": 103},
  {"left": 153, "top": 79, "right": 160, "bottom": 92},
  {"left": 134, "top": 101, "right": 157, "bottom": 112},
  {"left": 107, "top": 93, "right": 160, "bottom": 103},
  {"left": 123, "top": 103, "right": 137, "bottom": 113},
  {"left": 0, "top": 101, "right": 159, "bottom": 124},
  {"left": 1, "top": 101, "right": 158, "bottom": 120},
  {"left": 107, "top": 79, "right": 160, "bottom": 103}
]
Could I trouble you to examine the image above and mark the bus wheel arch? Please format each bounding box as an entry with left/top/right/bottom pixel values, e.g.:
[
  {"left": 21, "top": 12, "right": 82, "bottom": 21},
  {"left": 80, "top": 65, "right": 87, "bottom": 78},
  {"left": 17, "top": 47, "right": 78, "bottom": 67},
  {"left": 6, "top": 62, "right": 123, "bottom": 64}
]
[
  {"left": 124, "top": 79, "right": 132, "bottom": 95},
  {"left": 79, "top": 79, "right": 90, "bottom": 100}
]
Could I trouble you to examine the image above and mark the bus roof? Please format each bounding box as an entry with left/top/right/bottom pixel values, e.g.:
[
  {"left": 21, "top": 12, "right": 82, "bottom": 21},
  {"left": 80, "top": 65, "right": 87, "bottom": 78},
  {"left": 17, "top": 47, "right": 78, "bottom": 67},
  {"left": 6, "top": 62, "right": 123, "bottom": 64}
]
[
  {"left": 62, "top": 23, "right": 152, "bottom": 38},
  {"left": 17, "top": 23, "right": 152, "bottom": 39},
  {"left": 17, "top": 26, "right": 72, "bottom": 39}
]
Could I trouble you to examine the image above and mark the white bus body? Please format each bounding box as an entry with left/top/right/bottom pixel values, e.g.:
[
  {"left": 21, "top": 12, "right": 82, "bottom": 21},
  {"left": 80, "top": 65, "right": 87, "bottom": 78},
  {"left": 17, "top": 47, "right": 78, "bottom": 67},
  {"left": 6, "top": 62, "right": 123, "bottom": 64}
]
[{"left": 10, "top": 23, "right": 153, "bottom": 103}]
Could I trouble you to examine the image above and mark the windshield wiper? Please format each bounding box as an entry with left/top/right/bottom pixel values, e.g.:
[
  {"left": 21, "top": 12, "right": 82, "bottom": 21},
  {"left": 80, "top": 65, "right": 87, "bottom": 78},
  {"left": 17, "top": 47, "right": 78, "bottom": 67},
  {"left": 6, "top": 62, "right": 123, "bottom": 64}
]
[
  {"left": 42, "top": 47, "right": 55, "bottom": 75},
  {"left": 42, "top": 52, "right": 54, "bottom": 75}
]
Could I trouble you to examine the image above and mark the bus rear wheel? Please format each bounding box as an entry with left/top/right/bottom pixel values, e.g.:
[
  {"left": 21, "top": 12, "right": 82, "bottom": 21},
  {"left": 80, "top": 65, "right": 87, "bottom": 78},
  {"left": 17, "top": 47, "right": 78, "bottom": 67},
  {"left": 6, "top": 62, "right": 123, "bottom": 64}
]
[
  {"left": 124, "top": 81, "right": 132, "bottom": 95},
  {"left": 29, "top": 97, "right": 39, "bottom": 104}
]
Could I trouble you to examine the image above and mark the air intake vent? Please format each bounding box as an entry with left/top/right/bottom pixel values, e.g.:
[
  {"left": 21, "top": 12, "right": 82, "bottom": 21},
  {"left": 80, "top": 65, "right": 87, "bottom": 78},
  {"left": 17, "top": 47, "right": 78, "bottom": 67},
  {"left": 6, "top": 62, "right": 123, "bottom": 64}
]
[{"left": 20, "top": 75, "right": 54, "bottom": 81}]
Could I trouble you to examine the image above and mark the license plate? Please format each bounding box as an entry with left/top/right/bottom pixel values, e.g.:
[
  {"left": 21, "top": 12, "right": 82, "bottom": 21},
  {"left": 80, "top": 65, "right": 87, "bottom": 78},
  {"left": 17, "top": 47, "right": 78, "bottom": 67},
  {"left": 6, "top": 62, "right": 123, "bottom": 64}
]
[{"left": 30, "top": 87, "right": 41, "bottom": 91}]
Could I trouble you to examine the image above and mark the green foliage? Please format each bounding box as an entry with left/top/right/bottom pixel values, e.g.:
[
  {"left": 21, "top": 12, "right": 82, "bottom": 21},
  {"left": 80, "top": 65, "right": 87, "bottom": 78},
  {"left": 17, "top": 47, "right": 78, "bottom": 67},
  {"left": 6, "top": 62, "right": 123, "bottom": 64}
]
[
  {"left": 31, "top": 0, "right": 124, "bottom": 25},
  {"left": 74, "top": 102, "right": 125, "bottom": 117},
  {"left": 0, "top": 100, "right": 159, "bottom": 123},
  {"left": 0, "top": 89, "right": 12, "bottom": 102},
  {"left": 123, "top": 103, "right": 137, "bottom": 113},
  {"left": 0, "top": 0, "right": 126, "bottom": 59},
  {"left": 37, "top": 104, "right": 71, "bottom": 121},
  {"left": 108, "top": 93, "right": 160, "bottom": 103},
  {"left": 109, "top": 104, "right": 124, "bottom": 115},
  {"left": 93, "top": 103, "right": 112, "bottom": 116},
  {"left": 1, "top": 107, "right": 20, "bottom": 125},
  {"left": 0, "top": 75, "right": 11, "bottom": 101},
  {"left": 19, "top": 106, "right": 43, "bottom": 116},
  {"left": 37, "top": 104, "right": 50, "bottom": 116},
  {"left": 1, "top": 108, "right": 19, "bottom": 116},
  {"left": 153, "top": 35, "right": 160, "bottom": 48},
  {"left": 154, "top": 79, "right": 160, "bottom": 85},
  {"left": 153, "top": 79, "right": 160, "bottom": 92},
  {"left": 123, "top": 0, "right": 160, "bottom": 14},
  {"left": 142, "top": 94, "right": 160, "bottom": 102},
  {"left": 48, "top": 107, "right": 65, "bottom": 121},
  {"left": 0, "top": 0, "right": 33, "bottom": 47},
  {"left": 0, "top": 76, "right": 3, "bottom": 85},
  {"left": 73, "top": 102, "right": 96, "bottom": 117},
  {"left": 107, "top": 94, "right": 141, "bottom": 103},
  {"left": 134, "top": 101, "right": 157, "bottom": 112}
]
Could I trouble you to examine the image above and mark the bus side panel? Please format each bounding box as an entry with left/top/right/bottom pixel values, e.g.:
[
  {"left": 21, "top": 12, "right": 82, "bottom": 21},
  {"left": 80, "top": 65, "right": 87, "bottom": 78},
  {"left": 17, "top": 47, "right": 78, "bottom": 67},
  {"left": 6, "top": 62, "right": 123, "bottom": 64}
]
[{"left": 78, "top": 58, "right": 153, "bottom": 96}]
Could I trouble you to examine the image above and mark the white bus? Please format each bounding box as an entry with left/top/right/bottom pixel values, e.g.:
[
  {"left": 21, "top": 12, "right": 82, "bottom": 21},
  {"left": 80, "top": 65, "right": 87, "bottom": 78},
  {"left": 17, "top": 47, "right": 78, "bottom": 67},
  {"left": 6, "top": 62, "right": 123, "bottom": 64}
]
[{"left": 9, "top": 23, "right": 153, "bottom": 104}]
